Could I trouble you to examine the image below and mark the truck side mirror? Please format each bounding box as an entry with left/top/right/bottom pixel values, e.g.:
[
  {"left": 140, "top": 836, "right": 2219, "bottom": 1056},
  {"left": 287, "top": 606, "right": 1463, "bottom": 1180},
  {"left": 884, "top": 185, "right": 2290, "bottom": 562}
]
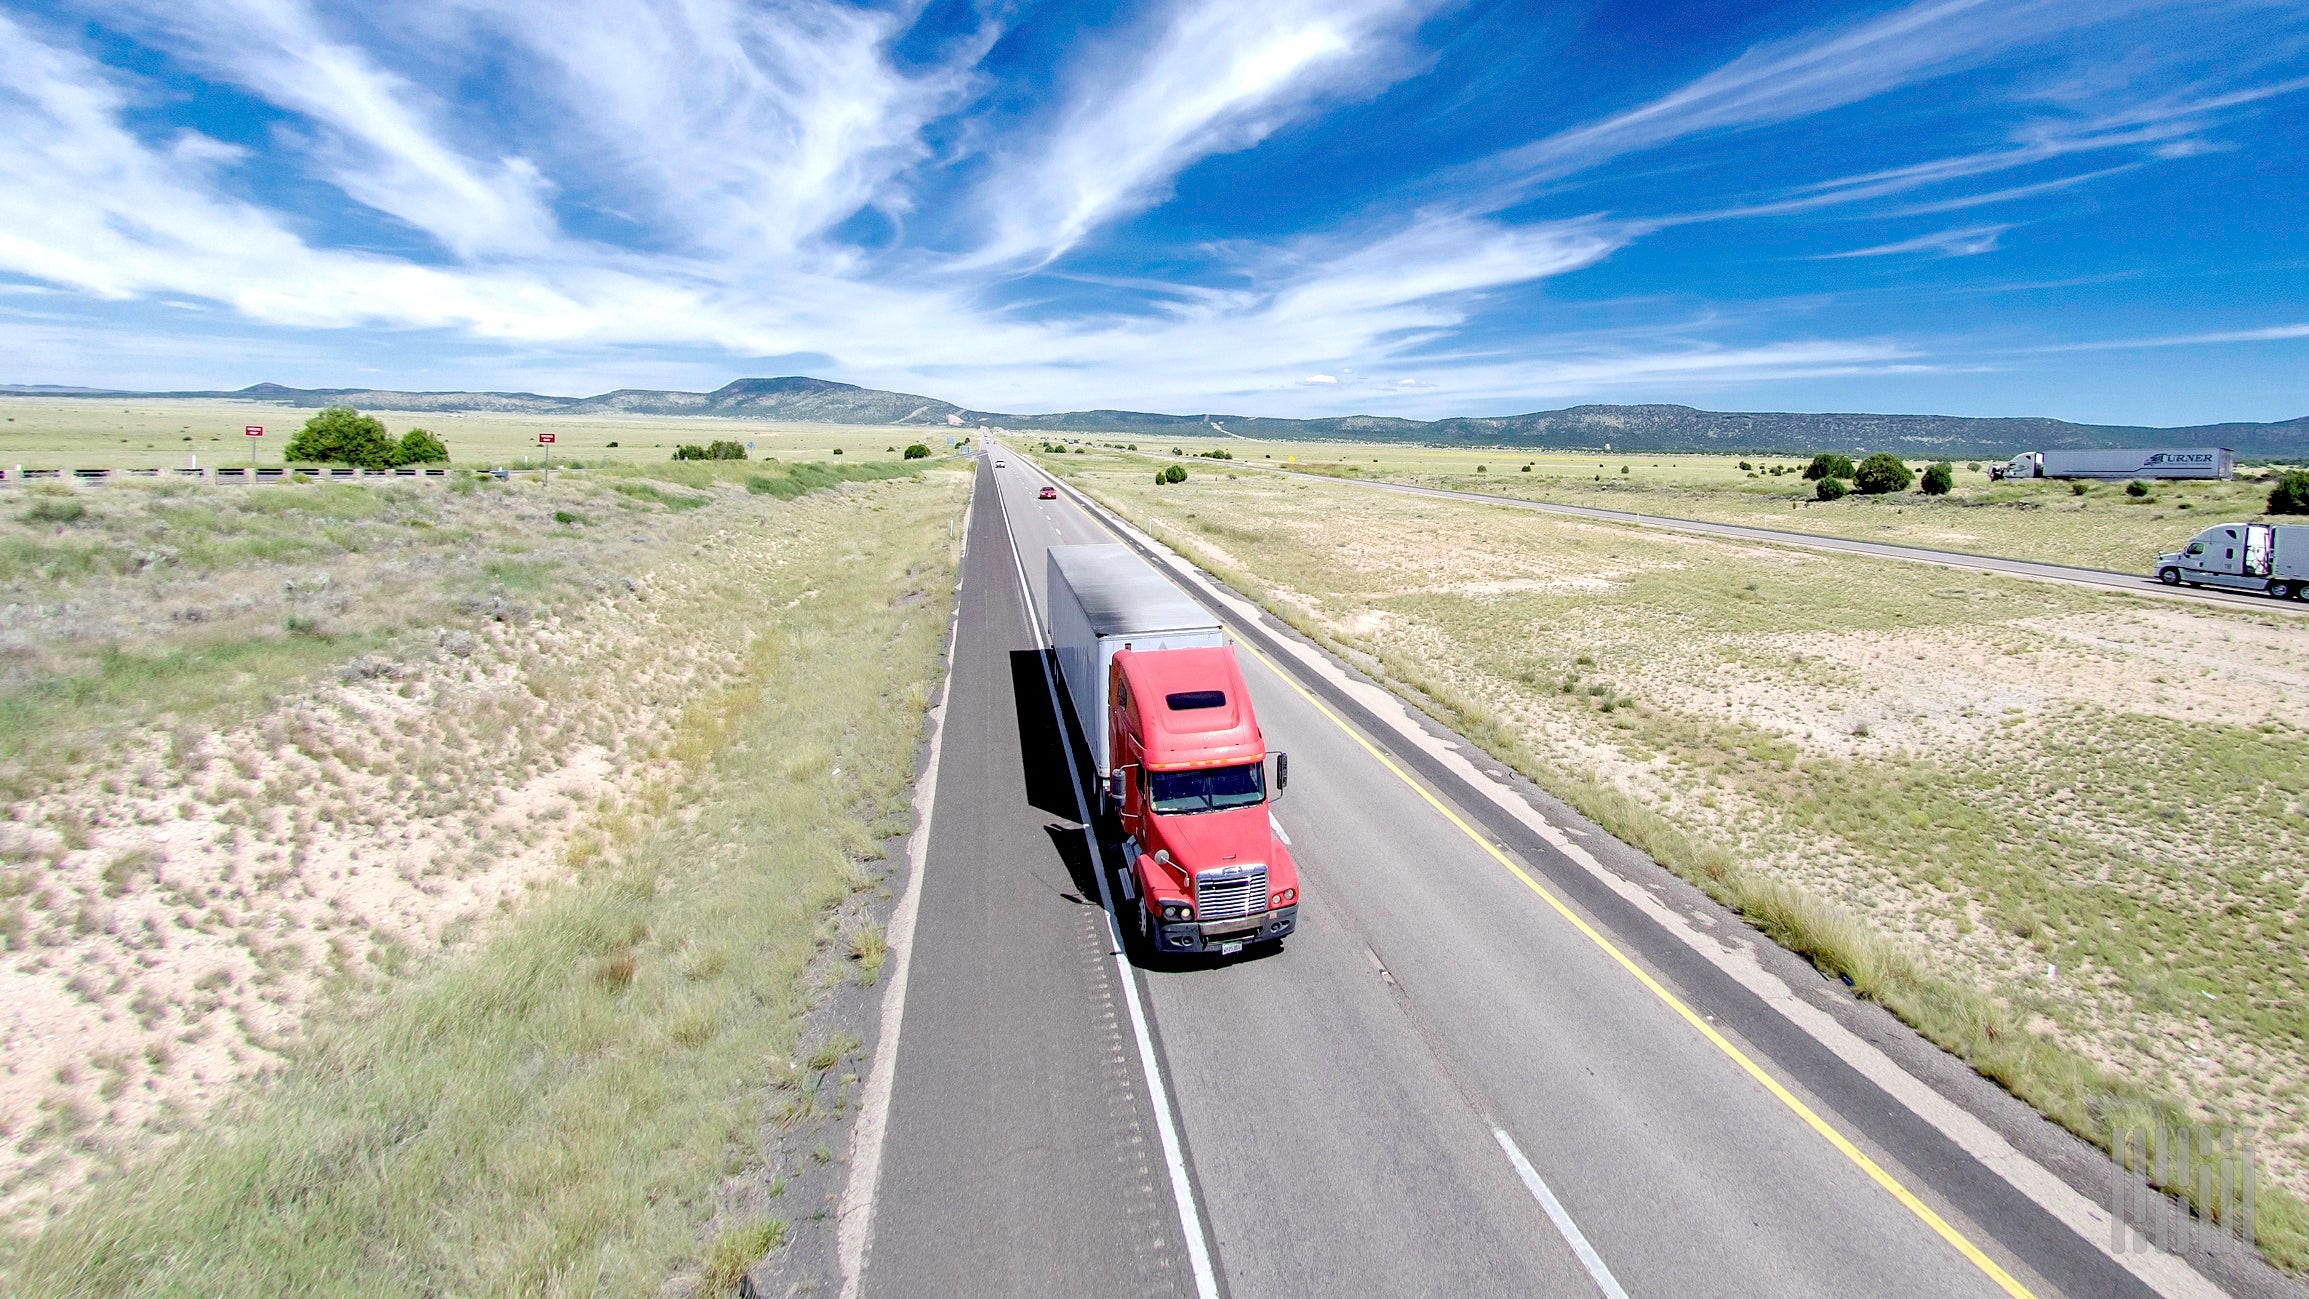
[
  {"left": 1273, "top": 751, "right": 1288, "bottom": 791},
  {"left": 1108, "top": 769, "right": 1126, "bottom": 805}
]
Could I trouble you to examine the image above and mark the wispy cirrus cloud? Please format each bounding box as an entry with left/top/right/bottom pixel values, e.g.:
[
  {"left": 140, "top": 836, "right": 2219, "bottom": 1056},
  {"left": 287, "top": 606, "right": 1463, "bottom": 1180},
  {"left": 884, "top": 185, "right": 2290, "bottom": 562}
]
[
  {"left": 972, "top": 0, "right": 1437, "bottom": 264},
  {"left": 1, "top": 0, "right": 2306, "bottom": 422},
  {"left": 1819, "top": 224, "right": 2010, "bottom": 258}
]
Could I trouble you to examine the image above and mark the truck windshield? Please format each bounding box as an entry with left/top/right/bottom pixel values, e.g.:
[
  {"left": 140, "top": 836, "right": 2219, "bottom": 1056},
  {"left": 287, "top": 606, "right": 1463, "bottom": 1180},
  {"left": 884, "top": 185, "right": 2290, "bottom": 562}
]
[{"left": 1149, "top": 763, "right": 1265, "bottom": 815}]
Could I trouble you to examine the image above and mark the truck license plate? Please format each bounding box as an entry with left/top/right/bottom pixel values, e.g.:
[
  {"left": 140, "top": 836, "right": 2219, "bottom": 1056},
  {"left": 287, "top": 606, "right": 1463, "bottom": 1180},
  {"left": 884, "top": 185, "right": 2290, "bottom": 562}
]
[{"left": 1218, "top": 941, "right": 1244, "bottom": 955}]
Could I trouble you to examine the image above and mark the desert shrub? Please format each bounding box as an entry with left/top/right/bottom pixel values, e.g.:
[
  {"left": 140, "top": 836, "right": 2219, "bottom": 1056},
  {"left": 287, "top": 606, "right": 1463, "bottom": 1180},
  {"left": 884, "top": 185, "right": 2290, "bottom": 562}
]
[
  {"left": 21, "top": 497, "right": 88, "bottom": 525},
  {"left": 2267, "top": 469, "right": 2309, "bottom": 515},
  {"left": 2125, "top": 480, "right": 2150, "bottom": 498},
  {"left": 1919, "top": 462, "right": 1953, "bottom": 496},
  {"left": 902, "top": 443, "right": 931, "bottom": 460},
  {"left": 1852, "top": 453, "right": 1913, "bottom": 495},
  {"left": 285, "top": 406, "right": 394, "bottom": 468},
  {"left": 1737, "top": 460, "right": 1753, "bottom": 470},
  {"left": 552, "top": 510, "right": 585, "bottom": 525},
  {"left": 1815, "top": 476, "right": 1849, "bottom": 501},
  {"left": 1802, "top": 453, "right": 1855, "bottom": 481},
  {"left": 1198, "top": 449, "right": 1233, "bottom": 460},
  {"left": 671, "top": 440, "right": 748, "bottom": 462},
  {"left": 1157, "top": 464, "right": 1187, "bottom": 485},
  {"left": 2072, "top": 481, "right": 2090, "bottom": 496},
  {"left": 392, "top": 428, "right": 449, "bottom": 465}
]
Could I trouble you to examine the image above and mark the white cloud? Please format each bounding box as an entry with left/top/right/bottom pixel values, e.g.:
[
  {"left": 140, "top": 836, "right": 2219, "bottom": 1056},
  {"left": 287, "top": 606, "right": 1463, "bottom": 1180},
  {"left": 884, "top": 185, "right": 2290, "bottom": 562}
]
[
  {"left": 2023, "top": 323, "right": 2309, "bottom": 353},
  {"left": 1301, "top": 373, "right": 1337, "bottom": 383},
  {"left": 973, "top": 0, "right": 1434, "bottom": 263},
  {"left": 1818, "top": 223, "right": 2009, "bottom": 259}
]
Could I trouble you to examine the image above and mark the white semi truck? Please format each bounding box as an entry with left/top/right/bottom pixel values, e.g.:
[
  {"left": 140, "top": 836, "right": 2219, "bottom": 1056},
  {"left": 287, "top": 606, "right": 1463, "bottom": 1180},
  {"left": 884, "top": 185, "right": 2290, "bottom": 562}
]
[
  {"left": 1992, "top": 448, "right": 2233, "bottom": 481},
  {"left": 2156, "top": 522, "right": 2309, "bottom": 599}
]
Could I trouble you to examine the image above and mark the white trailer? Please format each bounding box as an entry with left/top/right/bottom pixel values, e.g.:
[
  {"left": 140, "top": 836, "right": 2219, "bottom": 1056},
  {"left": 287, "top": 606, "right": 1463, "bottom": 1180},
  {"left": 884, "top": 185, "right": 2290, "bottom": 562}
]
[
  {"left": 2156, "top": 522, "right": 2309, "bottom": 599},
  {"left": 1046, "top": 544, "right": 1227, "bottom": 779},
  {"left": 1993, "top": 448, "right": 2233, "bottom": 480}
]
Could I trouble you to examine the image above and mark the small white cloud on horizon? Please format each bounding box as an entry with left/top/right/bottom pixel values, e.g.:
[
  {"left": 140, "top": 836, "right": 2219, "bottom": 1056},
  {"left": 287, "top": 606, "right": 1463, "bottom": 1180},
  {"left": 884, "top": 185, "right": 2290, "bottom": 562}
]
[{"left": 1301, "top": 373, "right": 1339, "bottom": 383}]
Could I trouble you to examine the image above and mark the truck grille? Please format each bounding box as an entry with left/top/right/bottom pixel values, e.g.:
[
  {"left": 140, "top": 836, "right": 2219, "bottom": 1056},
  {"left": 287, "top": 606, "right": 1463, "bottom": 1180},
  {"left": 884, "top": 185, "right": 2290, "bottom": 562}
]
[{"left": 1194, "top": 865, "right": 1267, "bottom": 922}]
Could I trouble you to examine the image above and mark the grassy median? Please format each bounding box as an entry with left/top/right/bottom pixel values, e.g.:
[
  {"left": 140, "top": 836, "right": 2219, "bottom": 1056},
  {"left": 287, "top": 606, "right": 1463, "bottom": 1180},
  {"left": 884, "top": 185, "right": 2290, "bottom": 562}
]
[{"left": 3, "top": 459, "right": 966, "bottom": 1294}]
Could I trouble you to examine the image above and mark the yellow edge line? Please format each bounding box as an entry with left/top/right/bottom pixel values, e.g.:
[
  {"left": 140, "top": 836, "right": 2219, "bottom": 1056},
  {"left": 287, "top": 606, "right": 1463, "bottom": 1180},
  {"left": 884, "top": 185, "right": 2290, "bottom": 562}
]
[{"left": 1230, "top": 633, "right": 2036, "bottom": 1299}]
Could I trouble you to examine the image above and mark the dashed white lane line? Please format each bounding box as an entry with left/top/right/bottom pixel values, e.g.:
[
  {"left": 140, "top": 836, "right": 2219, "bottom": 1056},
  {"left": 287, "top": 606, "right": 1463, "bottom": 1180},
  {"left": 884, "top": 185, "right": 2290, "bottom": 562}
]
[
  {"left": 1495, "top": 1128, "right": 1632, "bottom": 1299},
  {"left": 992, "top": 464, "right": 1222, "bottom": 1299}
]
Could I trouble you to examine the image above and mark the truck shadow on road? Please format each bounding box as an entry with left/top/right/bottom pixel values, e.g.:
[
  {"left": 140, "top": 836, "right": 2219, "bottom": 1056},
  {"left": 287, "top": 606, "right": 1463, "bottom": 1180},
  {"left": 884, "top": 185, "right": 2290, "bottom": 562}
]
[{"left": 1010, "top": 650, "right": 1284, "bottom": 974}]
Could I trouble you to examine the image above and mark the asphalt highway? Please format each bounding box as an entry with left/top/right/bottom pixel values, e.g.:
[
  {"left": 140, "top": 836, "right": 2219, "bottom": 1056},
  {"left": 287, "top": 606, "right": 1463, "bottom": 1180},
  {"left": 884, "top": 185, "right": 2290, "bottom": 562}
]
[{"left": 857, "top": 452, "right": 2197, "bottom": 1299}]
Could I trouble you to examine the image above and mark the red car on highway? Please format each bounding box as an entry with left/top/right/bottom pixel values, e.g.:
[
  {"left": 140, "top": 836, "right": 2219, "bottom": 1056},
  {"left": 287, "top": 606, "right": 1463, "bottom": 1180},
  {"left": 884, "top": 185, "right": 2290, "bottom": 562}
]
[{"left": 1038, "top": 486, "right": 1057, "bottom": 500}]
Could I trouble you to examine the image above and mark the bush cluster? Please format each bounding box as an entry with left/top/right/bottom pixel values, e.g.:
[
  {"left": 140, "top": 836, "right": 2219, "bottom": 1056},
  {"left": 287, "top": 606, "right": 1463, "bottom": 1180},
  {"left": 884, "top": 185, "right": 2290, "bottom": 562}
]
[
  {"left": 1197, "top": 448, "right": 1233, "bottom": 460},
  {"left": 284, "top": 407, "right": 450, "bottom": 469},
  {"left": 1814, "top": 476, "right": 1848, "bottom": 501},
  {"left": 2268, "top": 469, "right": 2309, "bottom": 515},
  {"left": 671, "top": 440, "right": 748, "bottom": 461},
  {"left": 1920, "top": 461, "right": 1954, "bottom": 496},
  {"left": 1154, "top": 464, "right": 1188, "bottom": 485},
  {"left": 1852, "top": 452, "right": 1913, "bottom": 495},
  {"left": 1802, "top": 453, "right": 1855, "bottom": 481},
  {"left": 902, "top": 443, "right": 931, "bottom": 460}
]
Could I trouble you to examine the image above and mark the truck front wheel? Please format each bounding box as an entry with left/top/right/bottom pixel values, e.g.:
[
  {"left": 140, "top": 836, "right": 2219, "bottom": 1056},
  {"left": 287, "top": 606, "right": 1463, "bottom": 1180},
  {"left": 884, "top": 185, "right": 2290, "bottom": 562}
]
[
  {"left": 2273, "top": 580, "right": 2297, "bottom": 600},
  {"left": 2158, "top": 567, "right": 2180, "bottom": 585}
]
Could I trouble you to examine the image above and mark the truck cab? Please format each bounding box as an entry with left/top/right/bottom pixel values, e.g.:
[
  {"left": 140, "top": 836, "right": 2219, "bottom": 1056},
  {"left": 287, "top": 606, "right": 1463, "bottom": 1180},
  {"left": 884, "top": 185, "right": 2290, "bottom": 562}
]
[{"left": 1106, "top": 645, "right": 1298, "bottom": 955}]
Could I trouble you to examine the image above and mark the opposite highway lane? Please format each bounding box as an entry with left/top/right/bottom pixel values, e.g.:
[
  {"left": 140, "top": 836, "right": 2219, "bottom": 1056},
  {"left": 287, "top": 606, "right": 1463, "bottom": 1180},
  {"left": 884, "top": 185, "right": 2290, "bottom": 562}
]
[
  {"left": 1167, "top": 456, "right": 2309, "bottom": 616},
  {"left": 858, "top": 452, "right": 2195, "bottom": 1298}
]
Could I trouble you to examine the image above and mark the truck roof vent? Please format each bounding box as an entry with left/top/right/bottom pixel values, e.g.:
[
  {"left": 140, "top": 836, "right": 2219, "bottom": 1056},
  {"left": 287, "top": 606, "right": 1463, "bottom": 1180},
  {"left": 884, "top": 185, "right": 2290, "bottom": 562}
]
[{"left": 1166, "top": 690, "right": 1227, "bottom": 711}]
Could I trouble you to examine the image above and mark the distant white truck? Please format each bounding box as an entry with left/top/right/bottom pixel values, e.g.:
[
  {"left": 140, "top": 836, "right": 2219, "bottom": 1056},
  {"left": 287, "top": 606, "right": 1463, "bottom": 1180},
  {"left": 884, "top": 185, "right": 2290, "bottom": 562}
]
[
  {"left": 1992, "top": 448, "right": 2233, "bottom": 481},
  {"left": 2156, "top": 522, "right": 2309, "bottom": 599}
]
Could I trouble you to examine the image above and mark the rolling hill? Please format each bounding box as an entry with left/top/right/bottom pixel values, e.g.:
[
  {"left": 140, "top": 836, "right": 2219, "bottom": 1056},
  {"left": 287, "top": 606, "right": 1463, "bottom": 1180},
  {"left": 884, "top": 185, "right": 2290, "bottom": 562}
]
[{"left": 5, "top": 378, "right": 2303, "bottom": 458}]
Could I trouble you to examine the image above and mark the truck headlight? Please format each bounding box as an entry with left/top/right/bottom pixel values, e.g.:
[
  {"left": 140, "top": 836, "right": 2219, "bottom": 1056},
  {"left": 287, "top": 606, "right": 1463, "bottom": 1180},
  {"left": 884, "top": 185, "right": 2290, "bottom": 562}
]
[
  {"left": 1160, "top": 901, "right": 1192, "bottom": 921},
  {"left": 1272, "top": 888, "right": 1295, "bottom": 906}
]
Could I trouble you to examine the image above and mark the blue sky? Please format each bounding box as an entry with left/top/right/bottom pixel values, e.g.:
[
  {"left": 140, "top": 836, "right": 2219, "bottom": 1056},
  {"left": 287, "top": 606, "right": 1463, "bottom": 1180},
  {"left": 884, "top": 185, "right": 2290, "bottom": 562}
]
[{"left": 0, "top": 0, "right": 2304, "bottom": 424}]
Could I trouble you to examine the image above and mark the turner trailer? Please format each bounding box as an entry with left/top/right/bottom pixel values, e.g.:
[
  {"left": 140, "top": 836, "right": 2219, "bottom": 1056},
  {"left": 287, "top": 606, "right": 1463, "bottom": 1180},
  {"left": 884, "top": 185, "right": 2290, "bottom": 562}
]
[
  {"left": 2156, "top": 522, "right": 2309, "bottom": 599},
  {"left": 1992, "top": 447, "right": 2233, "bottom": 481},
  {"left": 1047, "top": 544, "right": 1299, "bottom": 955}
]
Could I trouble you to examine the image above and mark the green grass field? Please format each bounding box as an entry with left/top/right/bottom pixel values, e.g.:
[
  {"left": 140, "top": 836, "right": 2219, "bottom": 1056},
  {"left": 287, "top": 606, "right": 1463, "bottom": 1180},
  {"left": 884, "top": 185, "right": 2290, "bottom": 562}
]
[
  {"left": 1021, "top": 430, "right": 2302, "bottom": 575},
  {"left": 1026, "top": 443, "right": 2308, "bottom": 1270},
  {"left": 2, "top": 459, "right": 968, "bottom": 1294}
]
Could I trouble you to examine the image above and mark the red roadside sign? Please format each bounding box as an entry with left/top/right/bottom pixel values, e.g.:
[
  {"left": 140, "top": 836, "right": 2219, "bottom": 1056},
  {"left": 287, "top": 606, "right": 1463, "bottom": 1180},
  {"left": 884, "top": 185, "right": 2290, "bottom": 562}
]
[
  {"left": 537, "top": 432, "right": 557, "bottom": 444},
  {"left": 244, "top": 426, "right": 263, "bottom": 437}
]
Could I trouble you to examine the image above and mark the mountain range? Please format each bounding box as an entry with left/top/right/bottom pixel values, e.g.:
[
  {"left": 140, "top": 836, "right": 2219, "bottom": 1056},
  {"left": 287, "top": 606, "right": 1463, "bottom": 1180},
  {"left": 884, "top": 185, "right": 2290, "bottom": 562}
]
[{"left": 6, "top": 376, "right": 2304, "bottom": 459}]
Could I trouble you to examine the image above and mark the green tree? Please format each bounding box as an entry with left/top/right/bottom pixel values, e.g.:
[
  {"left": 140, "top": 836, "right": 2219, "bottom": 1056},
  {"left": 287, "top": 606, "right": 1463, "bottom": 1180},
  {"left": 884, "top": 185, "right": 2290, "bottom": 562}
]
[
  {"left": 903, "top": 443, "right": 931, "bottom": 460},
  {"left": 671, "top": 440, "right": 748, "bottom": 461},
  {"left": 1814, "top": 476, "right": 1848, "bottom": 501},
  {"left": 392, "top": 428, "right": 449, "bottom": 465},
  {"left": 2269, "top": 469, "right": 2309, "bottom": 515},
  {"left": 1919, "top": 461, "right": 1953, "bottom": 495},
  {"left": 285, "top": 406, "right": 394, "bottom": 468},
  {"left": 1852, "top": 453, "right": 1913, "bottom": 495},
  {"left": 1161, "top": 464, "right": 1188, "bottom": 484},
  {"left": 1802, "top": 453, "right": 1855, "bottom": 481}
]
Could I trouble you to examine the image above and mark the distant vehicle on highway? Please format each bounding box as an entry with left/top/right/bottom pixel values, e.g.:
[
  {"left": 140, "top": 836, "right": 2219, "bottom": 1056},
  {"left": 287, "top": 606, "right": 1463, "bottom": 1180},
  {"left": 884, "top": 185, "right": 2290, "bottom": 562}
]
[
  {"left": 1991, "top": 447, "right": 2232, "bottom": 480},
  {"left": 994, "top": 459, "right": 1006, "bottom": 468},
  {"left": 1048, "top": 544, "right": 1298, "bottom": 956},
  {"left": 2157, "top": 522, "right": 2309, "bottom": 598},
  {"left": 1039, "top": 485, "right": 1057, "bottom": 500}
]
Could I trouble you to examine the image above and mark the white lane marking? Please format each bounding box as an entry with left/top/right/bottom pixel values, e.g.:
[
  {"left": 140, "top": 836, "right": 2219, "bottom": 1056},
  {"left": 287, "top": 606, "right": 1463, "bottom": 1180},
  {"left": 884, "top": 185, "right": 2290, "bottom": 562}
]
[
  {"left": 1057, "top": 470, "right": 2231, "bottom": 1299},
  {"left": 1268, "top": 813, "right": 1291, "bottom": 846},
  {"left": 1494, "top": 1128, "right": 1632, "bottom": 1299},
  {"left": 837, "top": 482, "right": 973, "bottom": 1299},
  {"left": 990, "top": 455, "right": 1222, "bottom": 1299}
]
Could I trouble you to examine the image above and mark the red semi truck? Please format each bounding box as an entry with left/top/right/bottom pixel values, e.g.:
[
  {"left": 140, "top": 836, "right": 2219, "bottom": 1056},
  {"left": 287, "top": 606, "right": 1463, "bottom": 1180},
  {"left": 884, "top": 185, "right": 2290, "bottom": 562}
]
[{"left": 1047, "top": 544, "right": 1299, "bottom": 955}]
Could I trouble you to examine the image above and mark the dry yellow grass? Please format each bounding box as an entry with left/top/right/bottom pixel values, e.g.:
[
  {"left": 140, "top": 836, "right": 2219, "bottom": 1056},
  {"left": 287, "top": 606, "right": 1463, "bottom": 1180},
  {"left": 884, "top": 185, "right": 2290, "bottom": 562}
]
[{"left": 0, "top": 458, "right": 962, "bottom": 1274}]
